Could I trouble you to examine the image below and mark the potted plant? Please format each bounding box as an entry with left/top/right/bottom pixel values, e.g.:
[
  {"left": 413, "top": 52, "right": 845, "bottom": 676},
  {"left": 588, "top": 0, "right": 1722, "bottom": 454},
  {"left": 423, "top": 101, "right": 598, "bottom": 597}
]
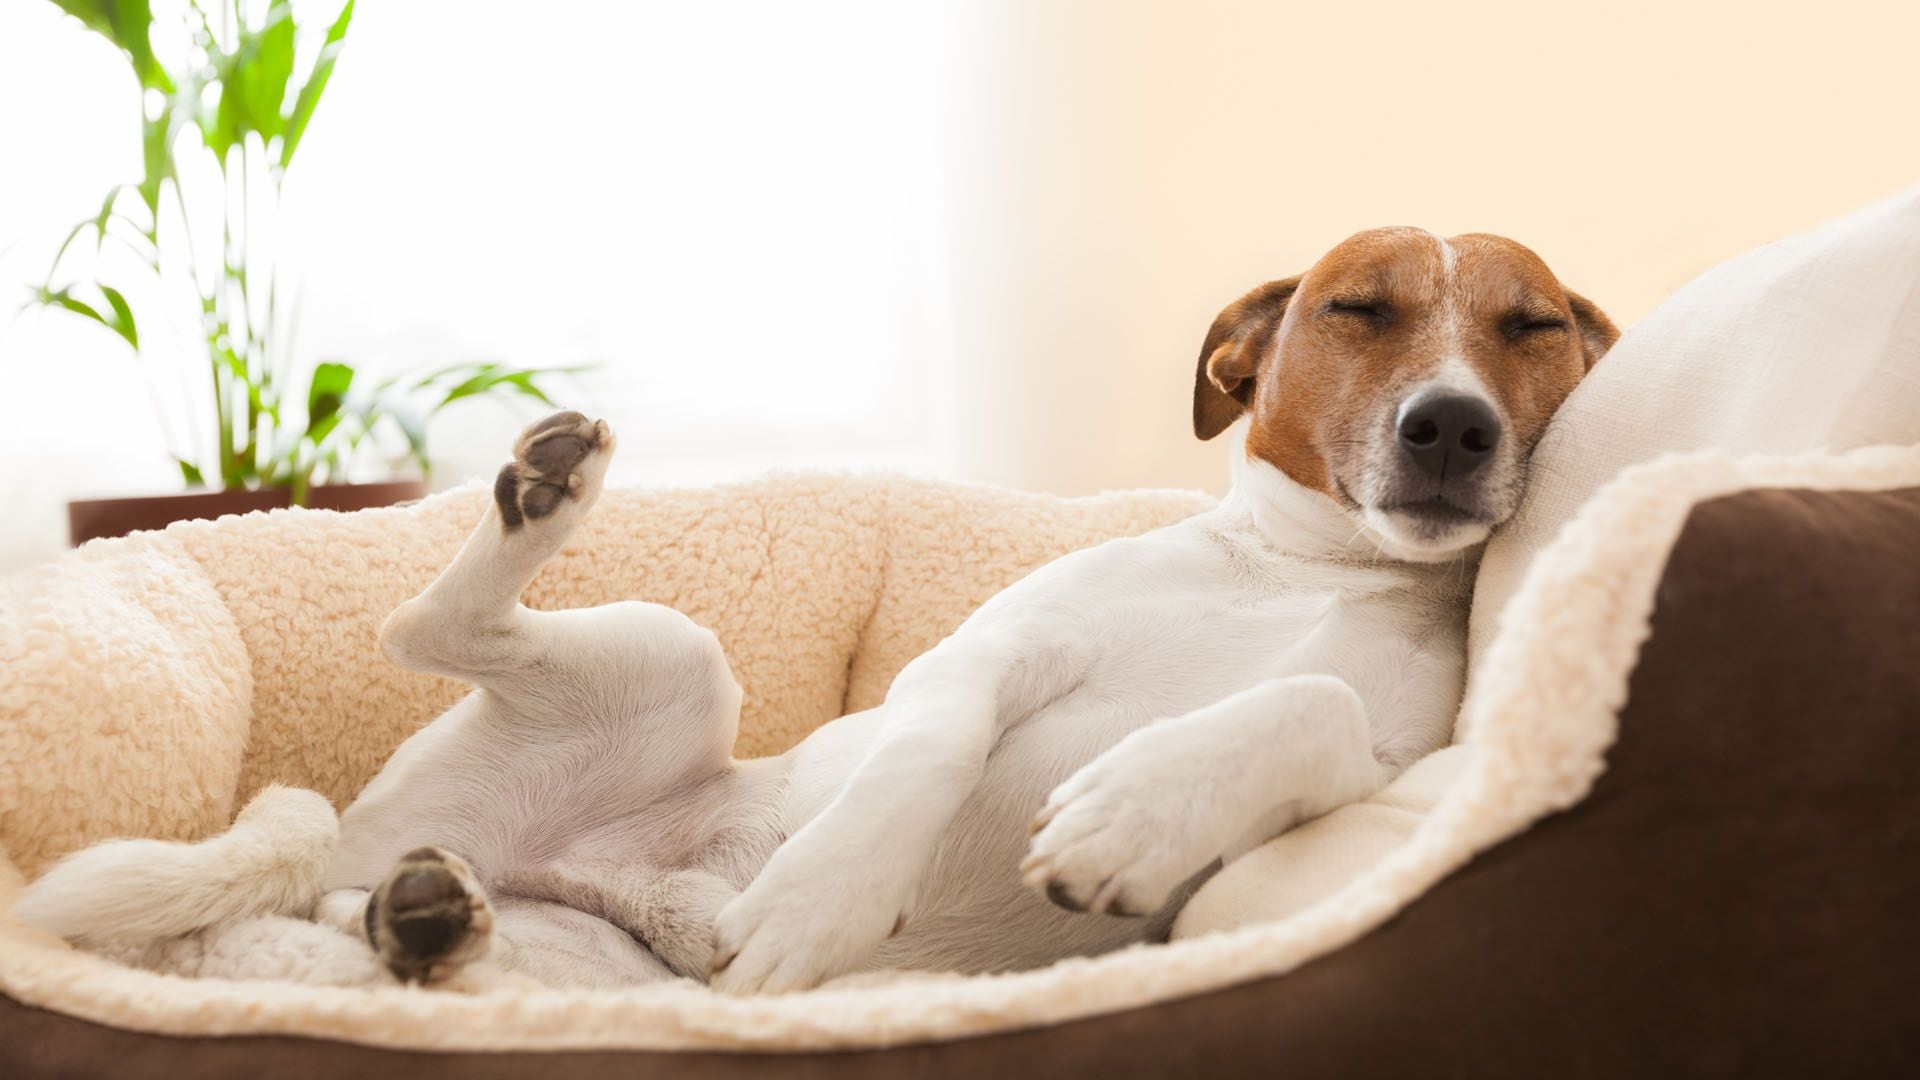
[{"left": 34, "top": 0, "right": 576, "bottom": 544}]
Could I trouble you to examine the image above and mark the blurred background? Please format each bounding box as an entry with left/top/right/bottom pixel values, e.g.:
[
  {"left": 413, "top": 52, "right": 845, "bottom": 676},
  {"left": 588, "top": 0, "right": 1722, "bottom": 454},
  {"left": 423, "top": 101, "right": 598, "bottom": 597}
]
[{"left": 3, "top": 0, "right": 1918, "bottom": 571}]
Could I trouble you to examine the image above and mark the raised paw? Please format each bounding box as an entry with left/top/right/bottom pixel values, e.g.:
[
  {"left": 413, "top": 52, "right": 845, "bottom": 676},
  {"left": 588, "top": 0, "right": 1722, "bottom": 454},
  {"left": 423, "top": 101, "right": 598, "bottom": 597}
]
[
  {"left": 366, "top": 846, "right": 493, "bottom": 984},
  {"left": 494, "top": 410, "right": 615, "bottom": 531},
  {"left": 1021, "top": 750, "right": 1226, "bottom": 918}
]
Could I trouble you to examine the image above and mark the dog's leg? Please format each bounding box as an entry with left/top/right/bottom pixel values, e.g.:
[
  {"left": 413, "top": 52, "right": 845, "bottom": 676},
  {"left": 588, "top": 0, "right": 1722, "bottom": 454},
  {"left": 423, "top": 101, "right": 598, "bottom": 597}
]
[
  {"left": 377, "top": 410, "right": 614, "bottom": 688},
  {"left": 709, "top": 632, "right": 1061, "bottom": 994},
  {"left": 373, "top": 412, "right": 738, "bottom": 755},
  {"left": 493, "top": 862, "right": 739, "bottom": 981},
  {"left": 486, "top": 897, "right": 676, "bottom": 989},
  {"left": 316, "top": 866, "right": 687, "bottom": 989},
  {"left": 1022, "top": 674, "right": 1387, "bottom": 916},
  {"left": 332, "top": 411, "right": 744, "bottom": 938}
]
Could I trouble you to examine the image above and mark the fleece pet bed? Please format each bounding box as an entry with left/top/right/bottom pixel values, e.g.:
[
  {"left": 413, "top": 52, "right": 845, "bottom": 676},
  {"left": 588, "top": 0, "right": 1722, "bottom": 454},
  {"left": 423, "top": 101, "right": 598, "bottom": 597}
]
[
  {"left": 7, "top": 480, "right": 1918, "bottom": 1079},
  {"left": 4, "top": 446, "right": 1919, "bottom": 1066}
]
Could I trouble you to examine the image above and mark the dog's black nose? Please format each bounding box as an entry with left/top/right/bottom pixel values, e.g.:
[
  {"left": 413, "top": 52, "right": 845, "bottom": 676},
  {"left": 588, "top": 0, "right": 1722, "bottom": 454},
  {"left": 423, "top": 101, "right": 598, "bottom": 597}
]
[{"left": 1396, "top": 391, "right": 1502, "bottom": 480}]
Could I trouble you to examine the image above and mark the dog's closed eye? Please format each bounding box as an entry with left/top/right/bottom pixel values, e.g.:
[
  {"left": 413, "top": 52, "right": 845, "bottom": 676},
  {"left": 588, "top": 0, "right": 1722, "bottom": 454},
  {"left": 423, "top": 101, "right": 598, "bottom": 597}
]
[
  {"left": 1323, "top": 298, "right": 1394, "bottom": 326},
  {"left": 1501, "top": 310, "right": 1570, "bottom": 339}
]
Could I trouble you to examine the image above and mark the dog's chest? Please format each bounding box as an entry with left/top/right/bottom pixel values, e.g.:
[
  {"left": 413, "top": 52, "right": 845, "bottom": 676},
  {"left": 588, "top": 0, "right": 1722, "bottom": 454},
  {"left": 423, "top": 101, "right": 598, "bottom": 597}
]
[
  {"left": 1066, "top": 587, "right": 1366, "bottom": 720},
  {"left": 1041, "top": 537, "right": 1444, "bottom": 725}
]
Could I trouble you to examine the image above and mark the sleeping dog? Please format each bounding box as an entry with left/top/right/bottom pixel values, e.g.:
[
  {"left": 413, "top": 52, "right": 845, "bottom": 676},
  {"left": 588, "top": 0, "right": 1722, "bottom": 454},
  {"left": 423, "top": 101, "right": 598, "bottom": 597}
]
[{"left": 18, "top": 228, "right": 1616, "bottom": 993}]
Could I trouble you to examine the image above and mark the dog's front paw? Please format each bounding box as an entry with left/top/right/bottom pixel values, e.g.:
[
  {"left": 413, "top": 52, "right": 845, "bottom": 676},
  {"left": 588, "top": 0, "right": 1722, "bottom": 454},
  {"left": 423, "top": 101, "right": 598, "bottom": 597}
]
[
  {"left": 708, "top": 838, "right": 907, "bottom": 995},
  {"left": 1022, "top": 744, "right": 1228, "bottom": 917}
]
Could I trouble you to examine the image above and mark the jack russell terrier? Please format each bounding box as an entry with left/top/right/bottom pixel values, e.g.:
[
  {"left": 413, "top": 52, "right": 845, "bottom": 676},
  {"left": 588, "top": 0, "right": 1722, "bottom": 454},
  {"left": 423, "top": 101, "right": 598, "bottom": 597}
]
[{"left": 18, "top": 227, "right": 1617, "bottom": 994}]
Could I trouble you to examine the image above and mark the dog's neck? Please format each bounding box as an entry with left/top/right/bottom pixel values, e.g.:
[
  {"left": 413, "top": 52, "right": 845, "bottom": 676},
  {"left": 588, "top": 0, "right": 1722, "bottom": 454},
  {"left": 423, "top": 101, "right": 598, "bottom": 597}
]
[
  {"left": 1221, "top": 425, "right": 1475, "bottom": 569},
  {"left": 1224, "top": 444, "right": 1371, "bottom": 560}
]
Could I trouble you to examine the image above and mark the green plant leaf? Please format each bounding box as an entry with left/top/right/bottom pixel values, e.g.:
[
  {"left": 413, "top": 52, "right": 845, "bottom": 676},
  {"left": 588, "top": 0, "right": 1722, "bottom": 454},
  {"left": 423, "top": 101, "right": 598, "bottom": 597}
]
[
  {"left": 50, "top": 0, "right": 173, "bottom": 92},
  {"left": 306, "top": 359, "right": 354, "bottom": 429},
  {"left": 93, "top": 184, "right": 125, "bottom": 236},
  {"left": 177, "top": 458, "right": 205, "bottom": 487},
  {"left": 403, "top": 360, "right": 486, "bottom": 390},
  {"left": 232, "top": 1, "right": 296, "bottom": 144},
  {"left": 280, "top": 0, "right": 353, "bottom": 169},
  {"left": 139, "top": 112, "right": 170, "bottom": 214},
  {"left": 33, "top": 285, "right": 106, "bottom": 325},
  {"left": 98, "top": 284, "right": 138, "bottom": 349},
  {"left": 205, "top": 73, "right": 242, "bottom": 166},
  {"left": 45, "top": 218, "right": 101, "bottom": 283},
  {"left": 422, "top": 363, "right": 586, "bottom": 413},
  {"left": 433, "top": 367, "right": 502, "bottom": 409},
  {"left": 31, "top": 282, "right": 139, "bottom": 354},
  {"left": 499, "top": 370, "right": 559, "bottom": 406},
  {"left": 43, "top": 188, "right": 157, "bottom": 285},
  {"left": 200, "top": 1, "right": 298, "bottom": 168}
]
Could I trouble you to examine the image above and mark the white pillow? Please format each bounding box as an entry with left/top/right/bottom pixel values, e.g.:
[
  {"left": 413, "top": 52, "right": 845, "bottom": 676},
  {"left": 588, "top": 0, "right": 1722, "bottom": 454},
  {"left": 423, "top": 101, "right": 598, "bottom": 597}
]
[
  {"left": 1468, "top": 183, "right": 1920, "bottom": 674},
  {"left": 1172, "top": 746, "right": 1469, "bottom": 938}
]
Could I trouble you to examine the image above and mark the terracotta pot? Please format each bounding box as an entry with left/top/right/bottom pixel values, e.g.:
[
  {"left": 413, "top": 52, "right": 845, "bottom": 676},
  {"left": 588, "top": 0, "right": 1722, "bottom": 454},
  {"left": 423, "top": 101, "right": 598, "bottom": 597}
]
[{"left": 67, "top": 480, "right": 429, "bottom": 546}]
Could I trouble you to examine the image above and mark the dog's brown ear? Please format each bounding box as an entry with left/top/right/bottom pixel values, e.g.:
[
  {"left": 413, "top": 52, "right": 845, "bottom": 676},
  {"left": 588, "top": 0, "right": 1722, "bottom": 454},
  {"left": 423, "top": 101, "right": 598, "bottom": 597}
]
[
  {"left": 1565, "top": 289, "right": 1619, "bottom": 371},
  {"left": 1193, "top": 277, "right": 1300, "bottom": 440}
]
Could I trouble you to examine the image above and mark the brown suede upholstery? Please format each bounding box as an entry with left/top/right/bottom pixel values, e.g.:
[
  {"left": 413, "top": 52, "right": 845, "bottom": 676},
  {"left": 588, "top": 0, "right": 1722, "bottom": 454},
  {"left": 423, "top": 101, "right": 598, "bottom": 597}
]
[{"left": 6, "top": 486, "right": 1919, "bottom": 1078}]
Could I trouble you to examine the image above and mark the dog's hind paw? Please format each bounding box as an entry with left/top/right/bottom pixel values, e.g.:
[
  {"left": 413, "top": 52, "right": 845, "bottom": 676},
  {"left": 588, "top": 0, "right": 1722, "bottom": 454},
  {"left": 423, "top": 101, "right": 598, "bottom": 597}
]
[
  {"left": 366, "top": 846, "right": 493, "bottom": 984},
  {"left": 493, "top": 411, "right": 614, "bottom": 531}
]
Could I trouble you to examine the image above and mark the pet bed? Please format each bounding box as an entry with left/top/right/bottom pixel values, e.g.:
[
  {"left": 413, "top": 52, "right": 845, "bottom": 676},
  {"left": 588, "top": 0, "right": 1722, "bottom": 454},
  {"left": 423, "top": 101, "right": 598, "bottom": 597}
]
[{"left": 5, "top": 185, "right": 1920, "bottom": 1075}]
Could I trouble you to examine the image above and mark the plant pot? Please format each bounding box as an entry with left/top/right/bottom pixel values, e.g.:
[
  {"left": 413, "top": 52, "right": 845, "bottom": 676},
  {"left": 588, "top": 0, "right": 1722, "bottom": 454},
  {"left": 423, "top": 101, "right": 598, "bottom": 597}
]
[{"left": 67, "top": 480, "right": 429, "bottom": 546}]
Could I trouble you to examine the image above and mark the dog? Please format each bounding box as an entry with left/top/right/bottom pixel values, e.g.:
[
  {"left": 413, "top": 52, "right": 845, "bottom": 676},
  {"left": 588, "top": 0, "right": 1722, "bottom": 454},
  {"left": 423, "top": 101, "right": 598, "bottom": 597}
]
[{"left": 17, "top": 227, "right": 1616, "bottom": 994}]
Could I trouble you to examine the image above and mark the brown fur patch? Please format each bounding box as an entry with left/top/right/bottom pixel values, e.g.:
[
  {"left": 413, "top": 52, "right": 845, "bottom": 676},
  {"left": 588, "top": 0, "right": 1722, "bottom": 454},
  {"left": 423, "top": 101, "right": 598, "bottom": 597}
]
[
  {"left": 1192, "top": 228, "right": 1617, "bottom": 498},
  {"left": 1192, "top": 278, "right": 1299, "bottom": 441},
  {"left": 493, "top": 466, "right": 525, "bottom": 530}
]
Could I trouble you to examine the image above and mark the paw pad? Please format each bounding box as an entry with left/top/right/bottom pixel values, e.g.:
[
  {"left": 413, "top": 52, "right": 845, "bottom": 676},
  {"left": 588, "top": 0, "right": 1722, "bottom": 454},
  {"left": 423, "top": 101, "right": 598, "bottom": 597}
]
[
  {"left": 367, "top": 846, "right": 491, "bottom": 984},
  {"left": 493, "top": 411, "right": 612, "bottom": 531}
]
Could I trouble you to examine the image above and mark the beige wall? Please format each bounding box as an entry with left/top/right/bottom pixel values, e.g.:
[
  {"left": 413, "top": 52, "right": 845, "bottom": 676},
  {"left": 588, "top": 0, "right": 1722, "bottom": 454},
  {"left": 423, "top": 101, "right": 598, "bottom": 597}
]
[{"left": 939, "top": 0, "right": 1920, "bottom": 497}]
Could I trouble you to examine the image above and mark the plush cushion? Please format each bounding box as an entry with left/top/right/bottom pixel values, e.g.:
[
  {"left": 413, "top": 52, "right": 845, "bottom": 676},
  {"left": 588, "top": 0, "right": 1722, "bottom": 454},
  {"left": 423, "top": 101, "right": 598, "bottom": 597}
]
[
  {"left": 1172, "top": 745, "right": 1467, "bottom": 937},
  {"left": 1468, "top": 182, "right": 1920, "bottom": 673},
  {"left": 4, "top": 447, "right": 1919, "bottom": 1055}
]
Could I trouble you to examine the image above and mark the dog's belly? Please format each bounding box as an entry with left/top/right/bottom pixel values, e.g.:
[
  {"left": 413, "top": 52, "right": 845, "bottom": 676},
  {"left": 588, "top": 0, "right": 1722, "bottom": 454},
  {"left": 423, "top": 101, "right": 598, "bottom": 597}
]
[
  {"left": 875, "top": 693, "right": 1194, "bottom": 972},
  {"left": 326, "top": 691, "right": 711, "bottom": 892},
  {"left": 789, "top": 593, "right": 1361, "bottom": 974}
]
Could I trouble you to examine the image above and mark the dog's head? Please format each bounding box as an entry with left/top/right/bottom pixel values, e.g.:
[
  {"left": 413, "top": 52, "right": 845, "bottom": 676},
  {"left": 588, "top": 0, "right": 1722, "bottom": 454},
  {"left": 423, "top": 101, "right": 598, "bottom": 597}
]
[{"left": 1194, "top": 228, "right": 1617, "bottom": 561}]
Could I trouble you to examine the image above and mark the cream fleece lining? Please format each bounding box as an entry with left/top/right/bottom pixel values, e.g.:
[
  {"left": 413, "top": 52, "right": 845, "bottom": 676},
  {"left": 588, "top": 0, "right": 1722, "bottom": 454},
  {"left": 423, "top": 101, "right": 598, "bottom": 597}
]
[{"left": 2, "top": 447, "right": 1915, "bottom": 1052}]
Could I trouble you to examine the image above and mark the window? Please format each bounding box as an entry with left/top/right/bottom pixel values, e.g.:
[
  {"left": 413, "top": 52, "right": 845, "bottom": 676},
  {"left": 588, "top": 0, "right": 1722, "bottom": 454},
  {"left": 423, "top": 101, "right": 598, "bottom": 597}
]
[{"left": 0, "top": 2, "right": 950, "bottom": 568}]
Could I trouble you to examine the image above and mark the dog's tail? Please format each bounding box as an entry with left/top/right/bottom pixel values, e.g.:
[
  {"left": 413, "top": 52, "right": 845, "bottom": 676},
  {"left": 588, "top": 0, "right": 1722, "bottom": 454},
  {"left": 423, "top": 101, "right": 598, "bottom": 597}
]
[{"left": 13, "top": 785, "right": 339, "bottom": 944}]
